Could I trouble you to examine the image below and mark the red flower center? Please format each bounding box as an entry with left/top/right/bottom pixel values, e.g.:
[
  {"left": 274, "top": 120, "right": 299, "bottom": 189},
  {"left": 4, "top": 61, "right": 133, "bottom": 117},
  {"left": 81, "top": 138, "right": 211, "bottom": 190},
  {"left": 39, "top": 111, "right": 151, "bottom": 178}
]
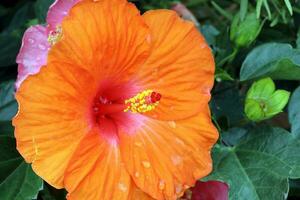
[{"left": 90, "top": 80, "right": 161, "bottom": 144}]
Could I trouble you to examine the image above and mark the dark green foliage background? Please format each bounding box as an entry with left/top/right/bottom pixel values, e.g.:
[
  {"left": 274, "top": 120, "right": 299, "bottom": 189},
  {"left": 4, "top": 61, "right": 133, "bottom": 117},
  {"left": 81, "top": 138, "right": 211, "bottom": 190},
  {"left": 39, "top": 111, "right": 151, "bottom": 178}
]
[{"left": 0, "top": 0, "right": 300, "bottom": 199}]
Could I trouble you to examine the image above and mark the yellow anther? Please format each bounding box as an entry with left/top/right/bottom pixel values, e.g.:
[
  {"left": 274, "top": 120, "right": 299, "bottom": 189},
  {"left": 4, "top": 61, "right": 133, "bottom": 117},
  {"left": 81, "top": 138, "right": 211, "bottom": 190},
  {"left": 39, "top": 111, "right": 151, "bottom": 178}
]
[
  {"left": 48, "top": 26, "right": 62, "bottom": 45},
  {"left": 124, "top": 90, "right": 161, "bottom": 113}
]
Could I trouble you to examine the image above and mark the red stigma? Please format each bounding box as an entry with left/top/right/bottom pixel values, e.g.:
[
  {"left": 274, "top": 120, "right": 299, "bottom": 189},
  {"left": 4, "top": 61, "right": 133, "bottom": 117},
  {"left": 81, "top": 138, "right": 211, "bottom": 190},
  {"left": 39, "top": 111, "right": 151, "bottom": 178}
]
[{"left": 150, "top": 92, "right": 162, "bottom": 103}]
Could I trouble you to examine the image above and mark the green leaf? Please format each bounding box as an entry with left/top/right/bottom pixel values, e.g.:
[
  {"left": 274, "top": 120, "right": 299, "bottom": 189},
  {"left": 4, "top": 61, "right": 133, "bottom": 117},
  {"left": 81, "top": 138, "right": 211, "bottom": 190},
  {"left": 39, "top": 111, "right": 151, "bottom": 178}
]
[
  {"left": 5, "top": 2, "right": 34, "bottom": 34},
  {"left": 256, "top": 0, "right": 263, "bottom": 18},
  {"left": 215, "top": 67, "right": 234, "bottom": 82},
  {"left": 289, "top": 179, "right": 300, "bottom": 198},
  {"left": 38, "top": 183, "right": 67, "bottom": 200},
  {"left": 296, "top": 29, "right": 300, "bottom": 49},
  {"left": 0, "top": 135, "right": 43, "bottom": 200},
  {"left": 211, "top": 82, "right": 244, "bottom": 126},
  {"left": 0, "top": 2, "right": 32, "bottom": 67},
  {"left": 206, "top": 126, "right": 300, "bottom": 200},
  {"left": 34, "top": 0, "right": 55, "bottom": 24},
  {"left": 222, "top": 127, "right": 248, "bottom": 146},
  {"left": 0, "top": 5, "right": 8, "bottom": 18},
  {"left": 0, "top": 33, "right": 21, "bottom": 67},
  {"left": 288, "top": 86, "right": 300, "bottom": 137},
  {"left": 0, "top": 2, "right": 35, "bottom": 67},
  {"left": 0, "top": 80, "right": 17, "bottom": 122},
  {"left": 284, "top": 0, "right": 293, "bottom": 16},
  {"left": 200, "top": 24, "right": 220, "bottom": 47},
  {"left": 263, "top": 0, "right": 271, "bottom": 19},
  {"left": 230, "top": 12, "right": 261, "bottom": 48},
  {"left": 211, "top": 1, "right": 232, "bottom": 20},
  {"left": 0, "top": 80, "right": 17, "bottom": 136},
  {"left": 240, "top": 0, "right": 248, "bottom": 21},
  {"left": 240, "top": 43, "right": 300, "bottom": 81}
]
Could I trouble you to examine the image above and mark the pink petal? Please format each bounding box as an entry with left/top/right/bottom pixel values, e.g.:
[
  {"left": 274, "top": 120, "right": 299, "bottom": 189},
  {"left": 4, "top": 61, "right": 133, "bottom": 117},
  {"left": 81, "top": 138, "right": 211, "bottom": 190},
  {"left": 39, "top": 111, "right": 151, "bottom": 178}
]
[
  {"left": 46, "top": 0, "right": 81, "bottom": 31},
  {"left": 16, "top": 25, "right": 50, "bottom": 89},
  {"left": 191, "top": 181, "right": 229, "bottom": 200}
]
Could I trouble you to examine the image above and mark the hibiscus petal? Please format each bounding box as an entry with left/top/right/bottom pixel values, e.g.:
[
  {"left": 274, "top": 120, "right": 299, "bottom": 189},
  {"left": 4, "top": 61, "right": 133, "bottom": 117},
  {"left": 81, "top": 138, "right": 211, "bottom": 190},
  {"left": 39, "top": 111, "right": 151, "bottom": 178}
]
[
  {"left": 47, "top": 0, "right": 81, "bottom": 31},
  {"left": 65, "top": 128, "right": 156, "bottom": 200},
  {"left": 65, "top": 128, "right": 132, "bottom": 200},
  {"left": 119, "top": 107, "right": 218, "bottom": 199},
  {"left": 16, "top": 25, "right": 50, "bottom": 89},
  {"left": 13, "top": 61, "right": 96, "bottom": 188},
  {"left": 48, "top": 0, "right": 150, "bottom": 83},
  {"left": 129, "top": 185, "right": 155, "bottom": 200},
  {"left": 138, "top": 10, "right": 215, "bottom": 121}
]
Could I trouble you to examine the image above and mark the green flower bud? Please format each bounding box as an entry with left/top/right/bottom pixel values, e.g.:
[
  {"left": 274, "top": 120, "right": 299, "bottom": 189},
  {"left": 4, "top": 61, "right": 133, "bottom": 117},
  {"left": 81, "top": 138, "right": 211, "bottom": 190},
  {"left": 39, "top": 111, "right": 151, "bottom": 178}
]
[
  {"left": 245, "top": 99, "right": 265, "bottom": 121},
  {"left": 245, "top": 77, "right": 290, "bottom": 122},
  {"left": 230, "top": 12, "right": 261, "bottom": 48}
]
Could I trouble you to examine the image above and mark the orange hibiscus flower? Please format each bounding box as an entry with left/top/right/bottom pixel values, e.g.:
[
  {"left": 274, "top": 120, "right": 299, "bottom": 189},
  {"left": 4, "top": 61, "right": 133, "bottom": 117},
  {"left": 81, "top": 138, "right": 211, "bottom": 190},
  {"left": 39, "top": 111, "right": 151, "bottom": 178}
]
[{"left": 13, "top": 0, "right": 218, "bottom": 199}]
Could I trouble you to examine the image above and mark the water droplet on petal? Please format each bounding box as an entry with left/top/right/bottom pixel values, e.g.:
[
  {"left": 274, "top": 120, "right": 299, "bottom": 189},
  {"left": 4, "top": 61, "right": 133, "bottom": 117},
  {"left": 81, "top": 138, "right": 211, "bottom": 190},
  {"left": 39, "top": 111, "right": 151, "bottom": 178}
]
[
  {"left": 159, "top": 180, "right": 165, "bottom": 190},
  {"left": 118, "top": 182, "right": 127, "bottom": 192},
  {"left": 152, "top": 114, "right": 158, "bottom": 119},
  {"left": 135, "top": 172, "right": 140, "bottom": 178},
  {"left": 142, "top": 161, "right": 151, "bottom": 168},
  {"left": 175, "top": 184, "right": 183, "bottom": 195},
  {"left": 175, "top": 138, "right": 185, "bottom": 146},
  {"left": 152, "top": 68, "right": 158, "bottom": 77},
  {"left": 93, "top": 107, "right": 99, "bottom": 113},
  {"left": 200, "top": 43, "right": 207, "bottom": 49},
  {"left": 146, "top": 35, "right": 151, "bottom": 43},
  {"left": 184, "top": 184, "right": 190, "bottom": 190},
  {"left": 171, "top": 155, "right": 182, "bottom": 166},
  {"left": 38, "top": 44, "right": 47, "bottom": 50},
  {"left": 134, "top": 142, "right": 143, "bottom": 147},
  {"left": 168, "top": 121, "right": 176, "bottom": 128},
  {"left": 28, "top": 38, "right": 35, "bottom": 44},
  {"left": 201, "top": 86, "right": 211, "bottom": 96}
]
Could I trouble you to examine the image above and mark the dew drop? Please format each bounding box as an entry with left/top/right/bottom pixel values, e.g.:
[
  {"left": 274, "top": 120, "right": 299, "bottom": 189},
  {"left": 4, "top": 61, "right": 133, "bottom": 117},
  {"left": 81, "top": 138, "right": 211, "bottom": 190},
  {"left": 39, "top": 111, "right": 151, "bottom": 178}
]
[
  {"left": 38, "top": 44, "right": 47, "bottom": 50},
  {"left": 134, "top": 172, "right": 140, "bottom": 178},
  {"left": 152, "top": 68, "right": 158, "bottom": 77},
  {"left": 200, "top": 43, "right": 207, "bottom": 49},
  {"left": 93, "top": 107, "right": 99, "bottom": 113},
  {"left": 216, "top": 77, "right": 222, "bottom": 82},
  {"left": 158, "top": 180, "right": 165, "bottom": 190},
  {"left": 184, "top": 184, "right": 190, "bottom": 190},
  {"left": 168, "top": 121, "right": 176, "bottom": 128},
  {"left": 142, "top": 161, "right": 151, "bottom": 168},
  {"left": 146, "top": 34, "right": 152, "bottom": 43},
  {"left": 134, "top": 142, "right": 143, "bottom": 147},
  {"left": 175, "top": 184, "right": 183, "bottom": 195},
  {"left": 28, "top": 38, "right": 35, "bottom": 44},
  {"left": 118, "top": 183, "right": 127, "bottom": 192},
  {"left": 201, "top": 86, "right": 211, "bottom": 96},
  {"left": 171, "top": 155, "right": 182, "bottom": 166},
  {"left": 175, "top": 138, "right": 184, "bottom": 146}
]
